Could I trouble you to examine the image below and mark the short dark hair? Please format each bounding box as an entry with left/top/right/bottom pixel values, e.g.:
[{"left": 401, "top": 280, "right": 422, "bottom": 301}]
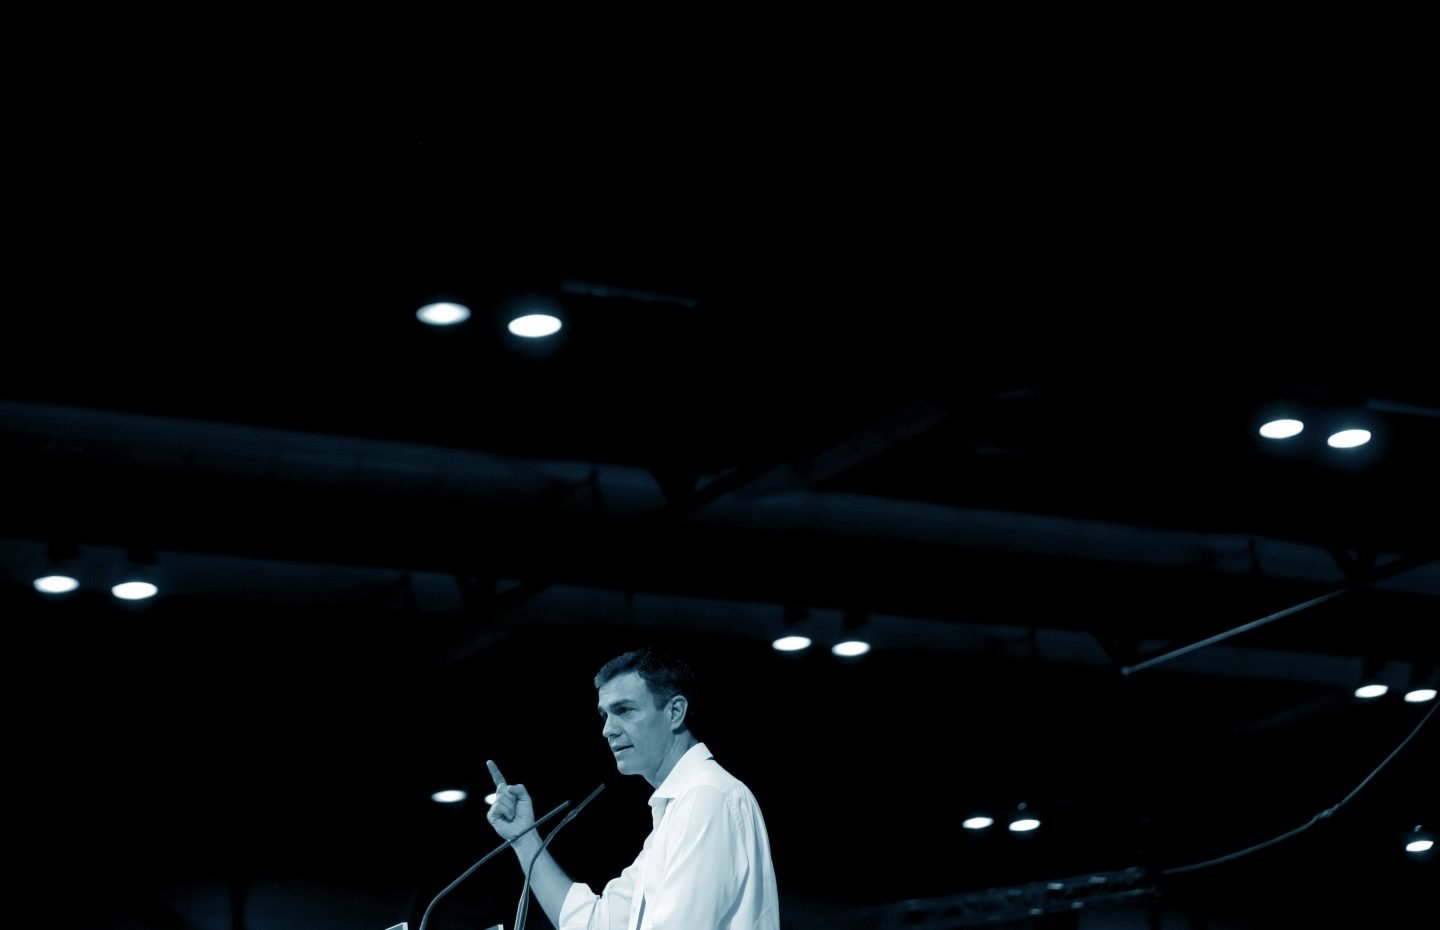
[{"left": 595, "top": 647, "right": 698, "bottom": 735}]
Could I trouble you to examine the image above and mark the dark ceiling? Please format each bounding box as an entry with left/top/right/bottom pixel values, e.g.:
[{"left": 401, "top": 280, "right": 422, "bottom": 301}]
[{"left": 5, "top": 109, "right": 1437, "bottom": 930}]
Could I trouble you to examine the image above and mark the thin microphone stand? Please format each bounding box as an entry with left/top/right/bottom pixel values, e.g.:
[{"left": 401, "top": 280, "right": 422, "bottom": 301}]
[
  {"left": 514, "top": 783, "right": 606, "bottom": 930},
  {"left": 416, "top": 799, "right": 571, "bottom": 930}
]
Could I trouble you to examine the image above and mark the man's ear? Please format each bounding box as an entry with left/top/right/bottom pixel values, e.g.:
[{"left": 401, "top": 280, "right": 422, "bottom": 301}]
[{"left": 668, "top": 694, "right": 688, "bottom": 731}]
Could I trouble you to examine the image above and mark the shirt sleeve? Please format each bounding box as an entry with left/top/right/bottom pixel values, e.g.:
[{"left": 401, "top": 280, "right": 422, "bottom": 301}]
[
  {"left": 559, "top": 861, "right": 638, "bottom": 930},
  {"left": 642, "top": 785, "right": 748, "bottom": 930}
]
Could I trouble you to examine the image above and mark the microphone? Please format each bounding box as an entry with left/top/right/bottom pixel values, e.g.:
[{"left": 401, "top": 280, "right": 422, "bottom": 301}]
[
  {"left": 409, "top": 798, "right": 571, "bottom": 930},
  {"left": 514, "top": 783, "right": 606, "bottom": 930},
  {"left": 550, "top": 782, "right": 606, "bottom": 836}
]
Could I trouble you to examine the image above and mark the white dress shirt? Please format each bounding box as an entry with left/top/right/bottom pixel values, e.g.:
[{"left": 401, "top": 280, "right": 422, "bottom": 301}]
[{"left": 558, "top": 742, "right": 780, "bottom": 929}]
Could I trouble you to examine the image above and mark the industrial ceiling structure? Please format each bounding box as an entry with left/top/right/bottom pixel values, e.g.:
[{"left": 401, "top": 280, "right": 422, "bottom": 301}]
[{"left": 6, "top": 111, "right": 1436, "bottom": 930}]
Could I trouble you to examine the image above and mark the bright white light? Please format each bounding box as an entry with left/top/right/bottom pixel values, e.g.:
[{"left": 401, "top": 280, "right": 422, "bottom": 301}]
[
  {"left": 34, "top": 574, "right": 79, "bottom": 594},
  {"left": 772, "top": 635, "right": 811, "bottom": 652},
  {"left": 431, "top": 788, "right": 467, "bottom": 804},
  {"left": 1406, "top": 838, "right": 1434, "bottom": 853},
  {"left": 416, "top": 302, "right": 471, "bottom": 326},
  {"left": 484, "top": 792, "right": 498, "bottom": 806},
  {"left": 1327, "top": 428, "right": 1372, "bottom": 449},
  {"left": 1404, "top": 688, "right": 1436, "bottom": 703},
  {"left": 831, "top": 640, "right": 871, "bottom": 658},
  {"left": 508, "top": 313, "right": 563, "bottom": 338},
  {"left": 962, "top": 816, "right": 994, "bottom": 830},
  {"left": 1259, "top": 418, "right": 1304, "bottom": 439},
  {"left": 111, "top": 581, "right": 158, "bottom": 601},
  {"left": 1354, "top": 683, "right": 1388, "bottom": 699},
  {"left": 1009, "top": 817, "right": 1041, "bottom": 832}
]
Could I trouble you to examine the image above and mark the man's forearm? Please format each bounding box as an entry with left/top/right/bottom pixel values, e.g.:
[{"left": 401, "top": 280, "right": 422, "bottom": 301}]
[{"left": 509, "top": 831, "right": 574, "bottom": 928}]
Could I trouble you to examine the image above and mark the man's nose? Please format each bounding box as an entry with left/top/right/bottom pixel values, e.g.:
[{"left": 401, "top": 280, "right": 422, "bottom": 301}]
[{"left": 601, "top": 715, "right": 619, "bottom": 738}]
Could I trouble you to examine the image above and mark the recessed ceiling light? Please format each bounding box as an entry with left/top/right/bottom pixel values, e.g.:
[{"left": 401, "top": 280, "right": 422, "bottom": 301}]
[
  {"left": 416, "top": 302, "right": 472, "bottom": 326},
  {"left": 772, "top": 635, "right": 811, "bottom": 652},
  {"left": 33, "top": 574, "right": 79, "bottom": 594}
]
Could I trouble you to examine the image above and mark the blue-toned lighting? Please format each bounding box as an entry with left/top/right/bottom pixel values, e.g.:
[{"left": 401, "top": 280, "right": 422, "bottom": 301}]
[
  {"left": 1327, "top": 428, "right": 1372, "bottom": 449},
  {"left": 416, "top": 302, "right": 472, "bottom": 326},
  {"left": 508, "top": 313, "right": 563, "bottom": 338},
  {"left": 1259, "top": 418, "right": 1304, "bottom": 439},
  {"left": 112, "top": 580, "right": 158, "bottom": 601},
  {"left": 34, "top": 574, "right": 80, "bottom": 594}
]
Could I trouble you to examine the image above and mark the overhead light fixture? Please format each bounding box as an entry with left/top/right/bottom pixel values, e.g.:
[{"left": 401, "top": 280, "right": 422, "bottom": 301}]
[
  {"left": 1008, "top": 803, "right": 1042, "bottom": 833},
  {"left": 963, "top": 804, "right": 1040, "bottom": 834},
  {"left": 1404, "top": 663, "right": 1437, "bottom": 704},
  {"left": 34, "top": 574, "right": 80, "bottom": 594},
  {"left": 502, "top": 293, "right": 565, "bottom": 338},
  {"left": 1354, "top": 656, "right": 1390, "bottom": 700},
  {"left": 500, "top": 292, "right": 568, "bottom": 360},
  {"left": 1326, "top": 428, "right": 1373, "bottom": 449},
  {"left": 772, "top": 604, "right": 811, "bottom": 653},
  {"left": 1254, "top": 400, "right": 1308, "bottom": 446},
  {"left": 1255, "top": 400, "right": 1383, "bottom": 464},
  {"left": 112, "top": 579, "right": 158, "bottom": 601},
  {"left": 1321, "top": 405, "right": 1379, "bottom": 454},
  {"left": 1404, "top": 825, "right": 1435, "bottom": 855},
  {"left": 33, "top": 540, "right": 81, "bottom": 595},
  {"left": 962, "top": 813, "right": 995, "bottom": 831},
  {"left": 1258, "top": 417, "right": 1305, "bottom": 440},
  {"left": 831, "top": 607, "right": 872, "bottom": 658},
  {"left": 416, "top": 300, "right": 472, "bottom": 327},
  {"left": 508, "top": 312, "right": 563, "bottom": 338},
  {"left": 111, "top": 547, "right": 160, "bottom": 603}
]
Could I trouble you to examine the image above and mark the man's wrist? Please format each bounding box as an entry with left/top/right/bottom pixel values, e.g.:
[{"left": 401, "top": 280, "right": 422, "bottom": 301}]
[{"left": 510, "top": 829, "right": 543, "bottom": 858}]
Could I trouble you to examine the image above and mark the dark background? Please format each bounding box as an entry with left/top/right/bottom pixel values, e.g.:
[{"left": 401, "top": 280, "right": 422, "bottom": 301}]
[{"left": 4, "top": 51, "right": 1436, "bottom": 929}]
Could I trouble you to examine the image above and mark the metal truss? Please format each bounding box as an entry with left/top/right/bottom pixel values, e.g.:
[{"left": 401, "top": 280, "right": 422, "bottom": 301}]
[{"left": 831, "top": 866, "right": 1158, "bottom": 929}]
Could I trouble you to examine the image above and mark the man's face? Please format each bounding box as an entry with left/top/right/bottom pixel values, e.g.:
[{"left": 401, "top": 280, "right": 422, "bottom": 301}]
[{"left": 598, "top": 670, "right": 675, "bottom": 783}]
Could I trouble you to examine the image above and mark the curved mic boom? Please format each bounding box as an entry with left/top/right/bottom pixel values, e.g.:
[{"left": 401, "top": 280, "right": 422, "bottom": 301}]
[{"left": 413, "top": 798, "right": 571, "bottom": 930}]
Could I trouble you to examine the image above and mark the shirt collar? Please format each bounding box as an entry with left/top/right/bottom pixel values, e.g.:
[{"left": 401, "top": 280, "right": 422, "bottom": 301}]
[{"left": 651, "top": 741, "right": 712, "bottom": 807}]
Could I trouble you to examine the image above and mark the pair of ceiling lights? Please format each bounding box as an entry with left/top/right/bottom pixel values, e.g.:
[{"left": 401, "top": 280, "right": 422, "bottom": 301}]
[
  {"left": 772, "top": 605, "right": 872, "bottom": 657},
  {"left": 31, "top": 544, "right": 160, "bottom": 602},
  {"left": 416, "top": 298, "right": 563, "bottom": 338},
  {"left": 771, "top": 635, "right": 872, "bottom": 657},
  {"left": 1353, "top": 660, "right": 1437, "bottom": 703},
  {"left": 963, "top": 803, "right": 1043, "bottom": 834},
  {"left": 34, "top": 572, "right": 158, "bottom": 601}
]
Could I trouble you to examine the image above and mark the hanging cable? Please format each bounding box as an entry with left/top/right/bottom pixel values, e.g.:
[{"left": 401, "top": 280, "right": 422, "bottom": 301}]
[{"left": 1160, "top": 700, "right": 1436, "bottom": 875}]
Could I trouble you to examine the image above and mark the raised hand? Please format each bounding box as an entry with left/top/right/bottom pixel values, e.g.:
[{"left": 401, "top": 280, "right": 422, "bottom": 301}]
[{"left": 485, "top": 759, "right": 536, "bottom": 841}]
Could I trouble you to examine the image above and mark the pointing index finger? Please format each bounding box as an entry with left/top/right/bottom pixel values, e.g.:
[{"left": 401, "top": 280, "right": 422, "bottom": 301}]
[{"left": 486, "top": 759, "right": 506, "bottom": 788}]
